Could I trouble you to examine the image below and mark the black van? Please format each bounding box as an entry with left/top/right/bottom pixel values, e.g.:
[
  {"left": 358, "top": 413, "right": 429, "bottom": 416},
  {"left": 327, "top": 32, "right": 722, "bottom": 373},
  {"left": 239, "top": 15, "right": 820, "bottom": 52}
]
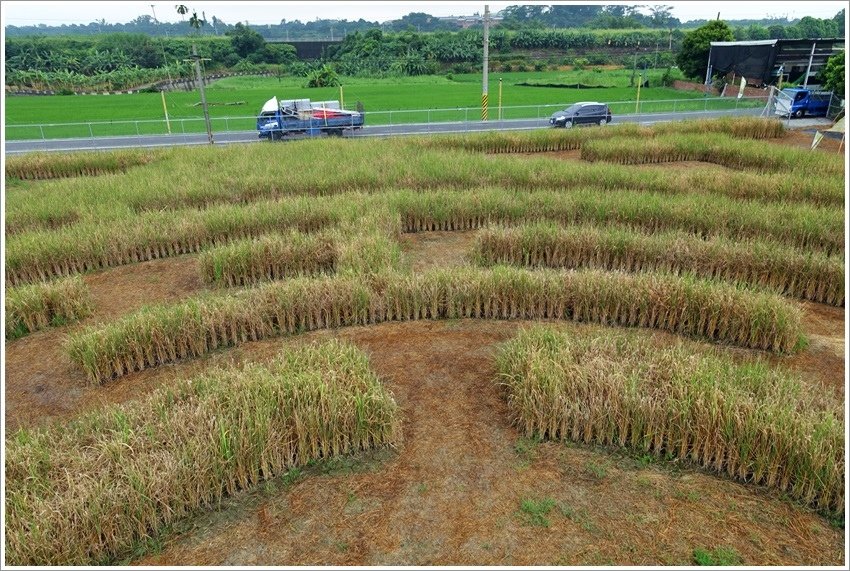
[{"left": 549, "top": 102, "right": 612, "bottom": 128}]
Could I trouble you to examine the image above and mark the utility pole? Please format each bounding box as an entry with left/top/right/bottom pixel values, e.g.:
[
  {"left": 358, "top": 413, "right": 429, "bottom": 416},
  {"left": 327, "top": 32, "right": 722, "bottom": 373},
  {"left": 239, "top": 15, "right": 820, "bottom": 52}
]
[
  {"left": 803, "top": 41, "right": 817, "bottom": 88},
  {"left": 630, "top": 42, "right": 640, "bottom": 87},
  {"left": 498, "top": 77, "right": 503, "bottom": 121},
  {"left": 186, "top": 44, "right": 213, "bottom": 144},
  {"left": 482, "top": 4, "right": 489, "bottom": 121}
]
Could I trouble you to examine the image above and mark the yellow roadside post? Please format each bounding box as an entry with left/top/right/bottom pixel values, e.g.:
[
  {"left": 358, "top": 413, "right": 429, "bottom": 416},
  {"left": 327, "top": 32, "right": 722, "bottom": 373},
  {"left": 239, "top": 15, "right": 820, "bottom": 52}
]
[
  {"left": 161, "top": 90, "right": 171, "bottom": 134},
  {"left": 498, "top": 77, "right": 503, "bottom": 120}
]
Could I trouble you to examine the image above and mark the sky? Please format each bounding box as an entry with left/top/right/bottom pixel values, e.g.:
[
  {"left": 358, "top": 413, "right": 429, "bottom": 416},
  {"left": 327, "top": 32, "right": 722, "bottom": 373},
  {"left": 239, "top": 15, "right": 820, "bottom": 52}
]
[{"left": 2, "top": 0, "right": 846, "bottom": 27}]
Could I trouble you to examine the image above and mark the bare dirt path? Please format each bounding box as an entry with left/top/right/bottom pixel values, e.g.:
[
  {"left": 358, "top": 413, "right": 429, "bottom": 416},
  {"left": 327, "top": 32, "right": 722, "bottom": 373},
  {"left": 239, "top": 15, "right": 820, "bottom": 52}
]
[
  {"left": 781, "top": 302, "right": 845, "bottom": 399},
  {"left": 401, "top": 230, "right": 476, "bottom": 272}
]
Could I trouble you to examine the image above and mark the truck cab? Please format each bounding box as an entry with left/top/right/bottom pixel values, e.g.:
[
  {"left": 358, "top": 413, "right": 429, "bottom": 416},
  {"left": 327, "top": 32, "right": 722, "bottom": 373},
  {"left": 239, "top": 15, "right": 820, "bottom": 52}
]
[{"left": 775, "top": 88, "right": 832, "bottom": 118}]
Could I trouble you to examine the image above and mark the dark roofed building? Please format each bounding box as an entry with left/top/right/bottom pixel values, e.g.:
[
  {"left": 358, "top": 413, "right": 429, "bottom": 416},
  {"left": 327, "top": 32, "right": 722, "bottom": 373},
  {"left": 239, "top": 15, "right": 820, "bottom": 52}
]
[{"left": 707, "top": 38, "right": 844, "bottom": 87}]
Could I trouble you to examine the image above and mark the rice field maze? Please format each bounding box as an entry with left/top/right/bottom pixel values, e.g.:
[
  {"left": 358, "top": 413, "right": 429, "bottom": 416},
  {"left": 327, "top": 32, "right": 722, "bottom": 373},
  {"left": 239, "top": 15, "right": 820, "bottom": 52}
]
[{"left": 4, "top": 117, "right": 846, "bottom": 566}]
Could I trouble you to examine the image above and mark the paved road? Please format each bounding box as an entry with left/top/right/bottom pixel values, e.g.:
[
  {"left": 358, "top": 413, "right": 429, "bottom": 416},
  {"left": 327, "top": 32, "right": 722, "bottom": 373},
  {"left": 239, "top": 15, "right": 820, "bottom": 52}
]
[{"left": 3, "top": 107, "right": 793, "bottom": 155}]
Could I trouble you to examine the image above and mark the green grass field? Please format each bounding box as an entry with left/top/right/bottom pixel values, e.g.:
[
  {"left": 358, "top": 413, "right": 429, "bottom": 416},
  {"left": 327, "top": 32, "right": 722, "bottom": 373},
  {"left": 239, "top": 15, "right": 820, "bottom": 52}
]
[{"left": 4, "top": 70, "right": 762, "bottom": 139}]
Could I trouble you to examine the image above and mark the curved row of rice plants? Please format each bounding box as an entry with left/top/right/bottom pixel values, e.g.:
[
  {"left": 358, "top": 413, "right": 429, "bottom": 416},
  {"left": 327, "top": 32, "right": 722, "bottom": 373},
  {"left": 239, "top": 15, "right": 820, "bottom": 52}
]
[
  {"left": 4, "top": 148, "right": 160, "bottom": 180},
  {"left": 581, "top": 132, "right": 845, "bottom": 175},
  {"left": 5, "top": 340, "right": 401, "bottom": 565},
  {"left": 498, "top": 327, "right": 844, "bottom": 513},
  {"left": 4, "top": 276, "right": 92, "bottom": 339},
  {"left": 66, "top": 266, "right": 803, "bottom": 384},
  {"left": 199, "top": 227, "right": 405, "bottom": 286},
  {"left": 472, "top": 223, "right": 845, "bottom": 306}
]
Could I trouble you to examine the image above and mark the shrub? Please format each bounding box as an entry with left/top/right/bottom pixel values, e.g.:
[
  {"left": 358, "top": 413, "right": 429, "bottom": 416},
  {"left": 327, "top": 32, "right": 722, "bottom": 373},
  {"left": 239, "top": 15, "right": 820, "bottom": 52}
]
[{"left": 573, "top": 57, "right": 590, "bottom": 70}]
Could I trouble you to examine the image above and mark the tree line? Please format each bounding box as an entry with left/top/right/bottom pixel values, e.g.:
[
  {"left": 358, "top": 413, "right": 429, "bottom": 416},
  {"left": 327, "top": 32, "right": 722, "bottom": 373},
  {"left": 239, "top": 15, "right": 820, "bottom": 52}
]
[
  {"left": 4, "top": 7, "right": 844, "bottom": 91},
  {"left": 4, "top": 6, "right": 844, "bottom": 40}
]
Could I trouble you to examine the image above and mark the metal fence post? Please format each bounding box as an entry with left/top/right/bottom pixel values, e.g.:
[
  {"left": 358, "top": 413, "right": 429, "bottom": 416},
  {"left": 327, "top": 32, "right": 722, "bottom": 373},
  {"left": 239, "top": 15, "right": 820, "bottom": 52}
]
[
  {"left": 135, "top": 121, "right": 140, "bottom": 136},
  {"left": 225, "top": 117, "right": 230, "bottom": 132},
  {"left": 89, "top": 123, "right": 94, "bottom": 139},
  {"left": 40, "top": 125, "right": 45, "bottom": 140}
]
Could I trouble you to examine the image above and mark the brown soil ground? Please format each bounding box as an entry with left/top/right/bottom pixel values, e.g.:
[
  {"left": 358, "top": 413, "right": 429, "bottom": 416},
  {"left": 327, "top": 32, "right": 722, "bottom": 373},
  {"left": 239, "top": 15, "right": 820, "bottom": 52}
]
[
  {"left": 768, "top": 128, "right": 846, "bottom": 153},
  {"left": 4, "top": 255, "right": 204, "bottom": 431},
  {"left": 4, "top": 130, "right": 845, "bottom": 565},
  {"left": 400, "top": 230, "right": 476, "bottom": 272}
]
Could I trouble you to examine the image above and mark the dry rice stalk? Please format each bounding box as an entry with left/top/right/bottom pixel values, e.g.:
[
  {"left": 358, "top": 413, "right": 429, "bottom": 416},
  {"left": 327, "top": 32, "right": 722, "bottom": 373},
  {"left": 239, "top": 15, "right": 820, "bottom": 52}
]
[
  {"left": 66, "top": 267, "right": 804, "bottom": 384},
  {"left": 5, "top": 339, "right": 401, "bottom": 565},
  {"left": 5, "top": 149, "right": 159, "bottom": 180},
  {"left": 5, "top": 276, "right": 93, "bottom": 340},
  {"left": 581, "top": 132, "right": 843, "bottom": 175},
  {"left": 473, "top": 223, "right": 845, "bottom": 306},
  {"left": 497, "top": 326, "right": 844, "bottom": 513}
]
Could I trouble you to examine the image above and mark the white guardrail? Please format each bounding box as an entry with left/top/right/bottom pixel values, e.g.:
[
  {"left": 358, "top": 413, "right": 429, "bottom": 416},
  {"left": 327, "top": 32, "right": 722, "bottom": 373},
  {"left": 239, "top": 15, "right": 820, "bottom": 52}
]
[{"left": 5, "top": 96, "right": 769, "bottom": 141}]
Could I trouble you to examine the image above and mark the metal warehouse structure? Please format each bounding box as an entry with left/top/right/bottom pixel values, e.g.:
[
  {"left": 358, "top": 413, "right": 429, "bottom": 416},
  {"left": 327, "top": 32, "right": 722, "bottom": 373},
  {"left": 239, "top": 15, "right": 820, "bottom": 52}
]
[{"left": 706, "top": 38, "right": 845, "bottom": 87}]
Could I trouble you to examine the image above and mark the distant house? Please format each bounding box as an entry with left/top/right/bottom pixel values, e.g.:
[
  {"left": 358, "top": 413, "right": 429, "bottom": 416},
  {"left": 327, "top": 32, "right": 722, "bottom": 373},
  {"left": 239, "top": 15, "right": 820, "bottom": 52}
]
[
  {"left": 707, "top": 38, "right": 845, "bottom": 87},
  {"left": 437, "top": 12, "right": 504, "bottom": 29}
]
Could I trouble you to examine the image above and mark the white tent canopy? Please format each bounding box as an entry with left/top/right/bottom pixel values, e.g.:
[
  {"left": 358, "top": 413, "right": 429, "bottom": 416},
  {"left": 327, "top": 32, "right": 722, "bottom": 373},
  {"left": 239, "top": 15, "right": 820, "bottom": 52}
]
[
  {"left": 261, "top": 97, "right": 279, "bottom": 114},
  {"left": 812, "top": 115, "right": 845, "bottom": 152}
]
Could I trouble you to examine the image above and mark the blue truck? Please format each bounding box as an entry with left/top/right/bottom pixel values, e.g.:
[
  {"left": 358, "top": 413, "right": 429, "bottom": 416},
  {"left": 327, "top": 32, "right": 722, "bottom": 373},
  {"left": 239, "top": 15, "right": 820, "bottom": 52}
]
[
  {"left": 775, "top": 88, "right": 832, "bottom": 118},
  {"left": 257, "top": 97, "right": 364, "bottom": 139}
]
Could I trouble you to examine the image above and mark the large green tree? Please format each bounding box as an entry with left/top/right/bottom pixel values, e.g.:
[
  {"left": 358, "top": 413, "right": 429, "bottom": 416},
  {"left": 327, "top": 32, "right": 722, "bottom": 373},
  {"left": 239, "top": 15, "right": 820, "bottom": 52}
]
[
  {"left": 819, "top": 50, "right": 845, "bottom": 97},
  {"left": 226, "top": 22, "right": 265, "bottom": 58},
  {"left": 676, "top": 20, "right": 734, "bottom": 80},
  {"left": 834, "top": 9, "right": 845, "bottom": 36}
]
